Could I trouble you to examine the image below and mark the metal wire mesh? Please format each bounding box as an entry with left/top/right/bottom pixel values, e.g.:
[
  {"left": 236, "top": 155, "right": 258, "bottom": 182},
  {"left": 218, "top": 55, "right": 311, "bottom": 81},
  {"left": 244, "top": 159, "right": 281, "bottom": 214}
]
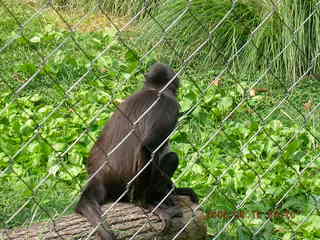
[{"left": 1, "top": 0, "right": 320, "bottom": 239}]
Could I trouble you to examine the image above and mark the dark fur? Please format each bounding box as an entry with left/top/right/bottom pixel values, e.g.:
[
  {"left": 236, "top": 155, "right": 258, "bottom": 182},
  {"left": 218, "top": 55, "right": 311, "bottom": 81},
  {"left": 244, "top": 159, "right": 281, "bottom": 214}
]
[{"left": 76, "top": 63, "right": 198, "bottom": 240}]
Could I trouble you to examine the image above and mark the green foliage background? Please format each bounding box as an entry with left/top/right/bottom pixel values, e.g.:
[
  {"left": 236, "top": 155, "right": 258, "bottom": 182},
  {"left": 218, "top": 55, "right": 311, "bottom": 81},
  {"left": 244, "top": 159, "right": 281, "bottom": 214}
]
[{"left": 1, "top": 0, "right": 320, "bottom": 239}]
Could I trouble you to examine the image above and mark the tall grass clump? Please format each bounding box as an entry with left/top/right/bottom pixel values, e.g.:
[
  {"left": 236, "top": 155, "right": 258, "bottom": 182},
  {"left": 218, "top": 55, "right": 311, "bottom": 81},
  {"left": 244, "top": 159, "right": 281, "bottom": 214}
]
[
  {"left": 45, "top": 0, "right": 162, "bottom": 17},
  {"left": 99, "top": 0, "right": 162, "bottom": 17},
  {"left": 139, "top": 0, "right": 320, "bottom": 86},
  {"left": 138, "top": 0, "right": 263, "bottom": 68},
  {"left": 245, "top": 0, "right": 320, "bottom": 86}
]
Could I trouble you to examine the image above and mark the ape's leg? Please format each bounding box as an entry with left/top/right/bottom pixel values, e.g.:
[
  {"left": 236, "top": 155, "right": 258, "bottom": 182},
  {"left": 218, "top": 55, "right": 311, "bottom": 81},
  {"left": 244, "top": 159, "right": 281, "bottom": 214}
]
[
  {"left": 159, "top": 151, "right": 179, "bottom": 180},
  {"left": 160, "top": 152, "right": 199, "bottom": 203},
  {"left": 76, "top": 178, "right": 116, "bottom": 240},
  {"left": 147, "top": 151, "right": 179, "bottom": 206},
  {"left": 147, "top": 151, "right": 183, "bottom": 232}
]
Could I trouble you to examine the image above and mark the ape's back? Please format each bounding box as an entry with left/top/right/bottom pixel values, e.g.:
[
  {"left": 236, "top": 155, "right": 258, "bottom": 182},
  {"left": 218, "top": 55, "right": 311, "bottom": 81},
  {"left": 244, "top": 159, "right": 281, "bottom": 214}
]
[{"left": 87, "top": 89, "right": 179, "bottom": 187}]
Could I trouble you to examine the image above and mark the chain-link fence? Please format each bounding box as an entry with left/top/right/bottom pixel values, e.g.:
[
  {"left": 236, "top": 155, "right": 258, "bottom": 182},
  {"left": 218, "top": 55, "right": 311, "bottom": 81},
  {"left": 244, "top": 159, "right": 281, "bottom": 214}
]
[{"left": 1, "top": 0, "right": 320, "bottom": 239}]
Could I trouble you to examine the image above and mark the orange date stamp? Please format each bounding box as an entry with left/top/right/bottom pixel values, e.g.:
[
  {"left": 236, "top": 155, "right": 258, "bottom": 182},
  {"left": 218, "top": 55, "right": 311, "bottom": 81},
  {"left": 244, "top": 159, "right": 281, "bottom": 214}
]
[{"left": 205, "top": 210, "right": 296, "bottom": 219}]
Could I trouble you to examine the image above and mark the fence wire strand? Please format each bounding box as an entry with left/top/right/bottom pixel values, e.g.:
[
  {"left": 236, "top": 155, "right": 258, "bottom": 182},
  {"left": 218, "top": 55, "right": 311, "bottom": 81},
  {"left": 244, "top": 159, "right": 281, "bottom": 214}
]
[{"left": 1, "top": 0, "right": 320, "bottom": 239}]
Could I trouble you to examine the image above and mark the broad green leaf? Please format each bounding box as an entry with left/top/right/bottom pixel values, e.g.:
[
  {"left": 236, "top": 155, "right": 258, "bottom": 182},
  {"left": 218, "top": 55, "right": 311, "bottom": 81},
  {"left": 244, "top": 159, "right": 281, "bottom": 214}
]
[
  {"left": 30, "top": 36, "right": 41, "bottom": 43},
  {"left": 52, "top": 143, "right": 66, "bottom": 152},
  {"left": 30, "top": 94, "right": 42, "bottom": 103},
  {"left": 181, "top": 98, "right": 193, "bottom": 112},
  {"left": 27, "top": 142, "right": 41, "bottom": 153},
  {"left": 218, "top": 96, "right": 233, "bottom": 110}
]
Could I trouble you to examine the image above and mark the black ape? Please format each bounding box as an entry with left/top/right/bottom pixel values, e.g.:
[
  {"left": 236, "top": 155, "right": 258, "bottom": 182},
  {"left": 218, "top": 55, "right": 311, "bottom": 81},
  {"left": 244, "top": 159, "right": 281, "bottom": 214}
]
[{"left": 76, "top": 63, "right": 198, "bottom": 240}]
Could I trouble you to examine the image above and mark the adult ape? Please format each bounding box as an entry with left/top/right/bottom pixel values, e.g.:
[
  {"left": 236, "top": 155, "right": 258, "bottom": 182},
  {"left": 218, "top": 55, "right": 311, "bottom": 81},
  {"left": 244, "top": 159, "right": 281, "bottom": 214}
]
[{"left": 76, "top": 63, "right": 198, "bottom": 240}]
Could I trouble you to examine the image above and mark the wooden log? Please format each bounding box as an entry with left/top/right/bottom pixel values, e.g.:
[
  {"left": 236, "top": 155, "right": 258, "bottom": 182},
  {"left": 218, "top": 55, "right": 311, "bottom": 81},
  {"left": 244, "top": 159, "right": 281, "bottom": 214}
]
[{"left": 1, "top": 196, "right": 207, "bottom": 240}]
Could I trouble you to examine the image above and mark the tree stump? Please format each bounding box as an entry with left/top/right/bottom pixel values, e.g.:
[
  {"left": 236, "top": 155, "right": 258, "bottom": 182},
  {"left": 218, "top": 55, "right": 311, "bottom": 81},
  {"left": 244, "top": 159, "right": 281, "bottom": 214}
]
[{"left": 1, "top": 196, "right": 207, "bottom": 240}]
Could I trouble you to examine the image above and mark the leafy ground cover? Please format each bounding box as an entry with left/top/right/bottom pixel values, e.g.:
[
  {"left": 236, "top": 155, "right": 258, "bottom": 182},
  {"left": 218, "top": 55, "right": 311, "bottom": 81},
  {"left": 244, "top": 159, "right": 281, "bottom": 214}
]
[{"left": 1, "top": 1, "right": 320, "bottom": 239}]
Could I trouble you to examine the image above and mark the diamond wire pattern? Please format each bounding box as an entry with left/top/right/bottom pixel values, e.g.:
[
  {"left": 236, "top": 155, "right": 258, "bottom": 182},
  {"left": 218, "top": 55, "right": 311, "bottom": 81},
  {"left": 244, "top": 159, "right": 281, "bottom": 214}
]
[{"left": 1, "top": 0, "right": 320, "bottom": 239}]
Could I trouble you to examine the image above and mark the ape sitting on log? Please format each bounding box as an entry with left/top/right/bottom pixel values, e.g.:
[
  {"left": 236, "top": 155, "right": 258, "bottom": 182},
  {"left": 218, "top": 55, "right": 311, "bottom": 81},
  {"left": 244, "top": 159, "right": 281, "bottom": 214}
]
[{"left": 76, "top": 63, "right": 198, "bottom": 240}]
